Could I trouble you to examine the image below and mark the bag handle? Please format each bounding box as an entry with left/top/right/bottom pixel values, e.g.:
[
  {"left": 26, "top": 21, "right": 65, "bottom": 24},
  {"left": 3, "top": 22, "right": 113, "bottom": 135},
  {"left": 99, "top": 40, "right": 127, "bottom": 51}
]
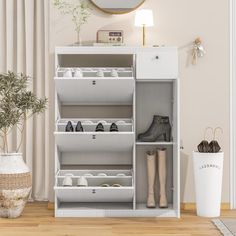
[
  {"left": 204, "top": 127, "right": 214, "bottom": 141},
  {"left": 213, "top": 127, "right": 223, "bottom": 141}
]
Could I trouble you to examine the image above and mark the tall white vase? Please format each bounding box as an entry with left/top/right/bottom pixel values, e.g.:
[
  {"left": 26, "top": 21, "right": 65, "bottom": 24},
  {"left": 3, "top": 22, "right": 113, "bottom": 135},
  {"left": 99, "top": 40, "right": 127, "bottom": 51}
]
[
  {"left": 0, "top": 153, "right": 32, "bottom": 218},
  {"left": 193, "top": 151, "right": 224, "bottom": 217}
]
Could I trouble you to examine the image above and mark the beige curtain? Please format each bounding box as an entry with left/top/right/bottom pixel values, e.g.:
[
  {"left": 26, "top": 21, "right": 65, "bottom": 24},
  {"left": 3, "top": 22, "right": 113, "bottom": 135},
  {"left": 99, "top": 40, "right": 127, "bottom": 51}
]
[{"left": 0, "top": 0, "right": 50, "bottom": 201}]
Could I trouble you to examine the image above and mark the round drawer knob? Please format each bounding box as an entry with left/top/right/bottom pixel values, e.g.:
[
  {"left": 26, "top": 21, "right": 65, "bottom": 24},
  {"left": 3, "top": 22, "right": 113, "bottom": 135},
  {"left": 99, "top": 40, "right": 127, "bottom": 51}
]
[{"left": 155, "top": 56, "right": 159, "bottom": 59}]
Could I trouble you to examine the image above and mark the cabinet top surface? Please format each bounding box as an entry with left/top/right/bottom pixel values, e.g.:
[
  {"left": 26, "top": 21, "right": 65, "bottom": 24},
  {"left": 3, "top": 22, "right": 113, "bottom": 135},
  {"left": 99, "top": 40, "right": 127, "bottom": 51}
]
[{"left": 55, "top": 46, "right": 178, "bottom": 55}]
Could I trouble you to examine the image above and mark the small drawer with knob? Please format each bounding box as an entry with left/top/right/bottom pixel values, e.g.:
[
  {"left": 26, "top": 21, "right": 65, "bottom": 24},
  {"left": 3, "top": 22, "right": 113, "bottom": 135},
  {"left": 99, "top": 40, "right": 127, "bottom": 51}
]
[{"left": 136, "top": 49, "right": 178, "bottom": 80}]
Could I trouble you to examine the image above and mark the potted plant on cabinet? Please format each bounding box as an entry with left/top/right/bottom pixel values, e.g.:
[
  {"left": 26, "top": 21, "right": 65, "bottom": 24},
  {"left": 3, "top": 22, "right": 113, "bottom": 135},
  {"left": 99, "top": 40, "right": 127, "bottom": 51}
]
[
  {"left": 0, "top": 71, "right": 47, "bottom": 218},
  {"left": 52, "top": 0, "right": 91, "bottom": 45}
]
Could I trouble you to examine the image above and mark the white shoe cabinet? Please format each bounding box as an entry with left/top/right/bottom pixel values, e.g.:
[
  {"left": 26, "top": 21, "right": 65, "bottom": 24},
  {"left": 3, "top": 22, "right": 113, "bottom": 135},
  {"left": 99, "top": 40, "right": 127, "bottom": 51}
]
[{"left": 54, "top": 46, "right": 179, "bottom": 217}]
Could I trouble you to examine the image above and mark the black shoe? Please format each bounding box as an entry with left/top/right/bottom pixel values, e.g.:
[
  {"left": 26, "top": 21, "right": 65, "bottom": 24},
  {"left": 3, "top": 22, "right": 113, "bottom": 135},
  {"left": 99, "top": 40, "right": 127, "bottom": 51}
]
[
  {"left": 65, "top": 121, "right": 74, "bottom": 132},
  {"left": 209, "top": 140, "right": 221, "bottom": 153},
  {"left": 96, "top": 123, "right": 104, "bottom": 132},
  {"left": 138, "top": 115, "right": 171, "bottom": 142},
  {"left": 75, "top": 121, "right": 84, "bottom": 132},
  {"left": 110, "top": 123, "right": 118, "bottom": 132}
]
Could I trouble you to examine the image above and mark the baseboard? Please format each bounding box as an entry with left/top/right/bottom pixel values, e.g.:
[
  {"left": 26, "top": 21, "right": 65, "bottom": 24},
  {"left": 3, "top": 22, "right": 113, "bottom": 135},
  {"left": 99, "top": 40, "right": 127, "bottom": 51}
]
[
  {"left": 48, "top": 202, "right": 230, "bottom": 211},
  {"left": 180, "top": 202, "right": 230, "bottom": 211}
]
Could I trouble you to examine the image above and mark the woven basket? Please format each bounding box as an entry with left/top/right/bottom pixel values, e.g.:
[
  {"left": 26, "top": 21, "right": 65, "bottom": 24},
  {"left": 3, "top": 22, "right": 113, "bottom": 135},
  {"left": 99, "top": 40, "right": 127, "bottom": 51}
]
[
  {"left": 0, "top": 173, "right": 31, "bottom": 190},
  {"left": 0, "top": 153, "right": 32, "bottom": 218}
]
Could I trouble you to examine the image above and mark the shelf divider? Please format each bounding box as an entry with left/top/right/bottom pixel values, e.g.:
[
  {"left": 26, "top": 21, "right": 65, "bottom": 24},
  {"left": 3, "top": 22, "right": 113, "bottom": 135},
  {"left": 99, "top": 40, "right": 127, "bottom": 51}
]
[{"left": 136, "top": 141, "right": 174, "bottom": 146}]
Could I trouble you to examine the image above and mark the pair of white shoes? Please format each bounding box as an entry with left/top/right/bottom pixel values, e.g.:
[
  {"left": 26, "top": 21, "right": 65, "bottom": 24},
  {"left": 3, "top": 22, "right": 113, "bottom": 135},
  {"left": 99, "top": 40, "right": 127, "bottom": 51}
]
[
  {"left": 62, "top": 174, "right": 88, "bottom": 187},
  {"left": 96, "top": 69, "right": 118, "bottom": 77},
  {"left": 63, "top": 69, "right": 119, "bottom": 78},
  {"left": 63, "top": 69, "right": 83, "bottom": 78}
]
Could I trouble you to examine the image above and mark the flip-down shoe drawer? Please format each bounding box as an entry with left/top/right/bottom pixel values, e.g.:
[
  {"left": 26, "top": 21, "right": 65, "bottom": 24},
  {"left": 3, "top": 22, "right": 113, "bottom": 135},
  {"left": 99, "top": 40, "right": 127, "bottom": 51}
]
[{"left": 55, "top": 187, "right": 134, "bottom": 203}]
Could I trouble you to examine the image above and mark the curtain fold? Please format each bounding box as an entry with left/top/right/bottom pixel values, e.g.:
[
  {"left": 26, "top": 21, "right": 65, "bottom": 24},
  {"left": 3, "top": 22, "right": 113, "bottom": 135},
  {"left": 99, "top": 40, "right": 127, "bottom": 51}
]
[{"left": 0, "top": 0, "right": 50, "bottom": 201}]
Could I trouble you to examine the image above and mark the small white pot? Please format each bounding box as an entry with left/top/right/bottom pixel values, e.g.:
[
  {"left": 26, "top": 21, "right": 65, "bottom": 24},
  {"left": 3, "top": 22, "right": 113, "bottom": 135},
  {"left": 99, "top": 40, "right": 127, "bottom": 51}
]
[
  {"left": 0, "top": 153, "right": 32, "bottom": 218},
  {"left": 193, "top": 151, "right": 224, "bottom": 217}
]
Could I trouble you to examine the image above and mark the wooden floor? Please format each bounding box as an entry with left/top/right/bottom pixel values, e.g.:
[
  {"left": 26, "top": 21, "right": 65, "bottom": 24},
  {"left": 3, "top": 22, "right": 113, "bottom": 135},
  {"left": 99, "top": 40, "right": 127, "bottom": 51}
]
[{"left": 0, "top": 202, "right": 235, "bottom": 235}]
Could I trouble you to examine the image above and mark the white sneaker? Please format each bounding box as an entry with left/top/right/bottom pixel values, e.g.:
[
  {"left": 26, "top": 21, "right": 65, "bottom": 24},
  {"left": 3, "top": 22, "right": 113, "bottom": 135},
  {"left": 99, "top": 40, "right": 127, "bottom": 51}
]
[
  {"left": 62, "top": 174, "right": 73, "bottom": 186},
  {"left": 77, "top": 176, "right": 88, "bottom": 187},
  {"left": 74, "top": 68, "right": 83, "bottom": 78},
  {"left": 97, "top": 173, "right": 107, "bottom": 177},
  {"left": 97, "top": 69, "right": 104, "bottom": 77},
  {"left": 63, "top": 69, "right": 72, "bottom": 77},
  {"left": 111, "top": 69, "right": 118, "bottom": 77}
]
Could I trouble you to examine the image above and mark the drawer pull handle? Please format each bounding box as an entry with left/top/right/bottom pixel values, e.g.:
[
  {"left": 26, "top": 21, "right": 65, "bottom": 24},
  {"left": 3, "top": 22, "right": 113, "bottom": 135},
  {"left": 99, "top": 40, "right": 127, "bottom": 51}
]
[
  {"left": 92, "top": 189, "right": 96, "bottom": 194},
  {"left": 92, "top": 135, "right": 96, "bottom": 139},
  {"left": 92, "top": 80, "right": 96, "bottom": 85},
  {"left": 155, "top": 56, "right": 159, "bottom": 59}
]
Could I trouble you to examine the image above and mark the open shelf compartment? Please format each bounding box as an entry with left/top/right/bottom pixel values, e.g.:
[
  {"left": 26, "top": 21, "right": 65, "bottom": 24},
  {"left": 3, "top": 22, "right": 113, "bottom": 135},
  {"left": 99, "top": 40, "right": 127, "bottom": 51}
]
[
  {"left": 55, "top": 203, "right": 177, "bottom": 217},
  {"left": 56, "top": 169, "right": 133, "bottom": 187},
  {"left": 57, "top": 169, "right": 133, "bottom": 177},
  {"left": 56, "top": 118, "right": 133, "bottom": 132},
  {"left": 56, "top": 67, "right": 133, "bottom": 78},
  {"left": 55, "top": 118, "right": 134, "bottom": 152},
  {"left": 55, "top": 169, "right": 134, "bottom": 203},
  {"left": 135, "top": 145, "right": 173, "bottom": 207},
  {"left": 55, "top": 202, "right": 134, "bottom": 217}
]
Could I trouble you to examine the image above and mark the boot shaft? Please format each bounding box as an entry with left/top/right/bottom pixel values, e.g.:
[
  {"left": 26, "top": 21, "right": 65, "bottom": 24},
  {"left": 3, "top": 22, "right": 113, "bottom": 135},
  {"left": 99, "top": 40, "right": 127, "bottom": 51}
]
[
  {"left": 153, "top": 115, "right": 170, "bottom": 124},
  {"left": 146, "top": 150, "right": 156, "bottom": 208},
  {"left": 157, "top": 148, "right": 168, "bottom": 208}
]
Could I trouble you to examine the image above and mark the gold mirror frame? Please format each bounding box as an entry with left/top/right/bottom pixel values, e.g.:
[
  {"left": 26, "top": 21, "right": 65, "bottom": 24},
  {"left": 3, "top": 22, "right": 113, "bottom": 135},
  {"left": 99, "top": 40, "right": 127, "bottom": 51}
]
[{"left": 90, "top": 0, "right": 145, "bottom": 14}]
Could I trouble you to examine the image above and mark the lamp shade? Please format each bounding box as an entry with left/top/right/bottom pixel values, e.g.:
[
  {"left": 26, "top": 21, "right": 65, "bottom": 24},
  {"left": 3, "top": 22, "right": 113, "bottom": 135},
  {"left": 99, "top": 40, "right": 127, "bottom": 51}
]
[{"left": 134, "top": 9, "right": 154, "bottom": 27}]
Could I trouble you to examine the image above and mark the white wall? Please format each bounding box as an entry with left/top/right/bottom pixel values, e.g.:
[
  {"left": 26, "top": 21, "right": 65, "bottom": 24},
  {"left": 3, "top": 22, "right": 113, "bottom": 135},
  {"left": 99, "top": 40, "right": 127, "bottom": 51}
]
[{"left": 50, "top": 0, "right": 230, "bottom": 202}]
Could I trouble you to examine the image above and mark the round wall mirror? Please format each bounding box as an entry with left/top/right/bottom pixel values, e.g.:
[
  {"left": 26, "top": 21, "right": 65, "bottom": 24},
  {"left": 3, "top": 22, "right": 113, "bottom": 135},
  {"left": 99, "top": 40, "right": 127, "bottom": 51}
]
[{"left": 90, "top": 0, "right": 145, "bottom": 14}]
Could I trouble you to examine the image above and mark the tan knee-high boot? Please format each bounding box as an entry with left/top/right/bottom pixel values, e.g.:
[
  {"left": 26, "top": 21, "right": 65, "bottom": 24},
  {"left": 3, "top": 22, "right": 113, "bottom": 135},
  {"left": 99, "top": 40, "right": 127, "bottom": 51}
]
[
  {"left": 157, "top": 148, "right": 168, "bottom": 208},
  {"left": 146, "top": 150, "right": 156, "bottom": 208}
]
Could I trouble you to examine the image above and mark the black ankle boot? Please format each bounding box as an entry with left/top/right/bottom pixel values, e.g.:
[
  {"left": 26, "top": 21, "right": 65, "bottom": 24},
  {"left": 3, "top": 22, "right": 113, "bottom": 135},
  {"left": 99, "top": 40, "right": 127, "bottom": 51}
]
[
  {"left": 96, "top": 123, "right": 104, "bottom": 132},
  {"left": 65, "top": 121, "right": 74, "bottom": 132},
  {"left": 75, "top": 121, "right": 84, "bottom": 132},
  {"left": 138, "top": 116, "right": 171, "bottom": 142}
]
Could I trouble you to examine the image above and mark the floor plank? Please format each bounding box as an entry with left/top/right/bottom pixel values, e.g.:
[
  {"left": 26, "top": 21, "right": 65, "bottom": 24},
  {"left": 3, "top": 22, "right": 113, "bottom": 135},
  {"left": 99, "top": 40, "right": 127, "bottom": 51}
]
[{"left": 0, "top": 202, "right": 234, "bottom": 235}]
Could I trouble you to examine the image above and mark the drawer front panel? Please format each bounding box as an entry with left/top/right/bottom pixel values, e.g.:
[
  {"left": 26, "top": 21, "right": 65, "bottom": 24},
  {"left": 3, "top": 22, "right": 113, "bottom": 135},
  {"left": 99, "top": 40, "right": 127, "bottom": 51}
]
[
  {"left": 54, "top": 132, "right": 134, "bottom": 152},
  {"left": 55, "top": 78, "right": 134, "bottom": 105},
  {"left": 136, "top": 50, "right": 178, "bottom": 79},
  {"left": 55, "top": 187, "right": 134, "bottom": 202}
]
